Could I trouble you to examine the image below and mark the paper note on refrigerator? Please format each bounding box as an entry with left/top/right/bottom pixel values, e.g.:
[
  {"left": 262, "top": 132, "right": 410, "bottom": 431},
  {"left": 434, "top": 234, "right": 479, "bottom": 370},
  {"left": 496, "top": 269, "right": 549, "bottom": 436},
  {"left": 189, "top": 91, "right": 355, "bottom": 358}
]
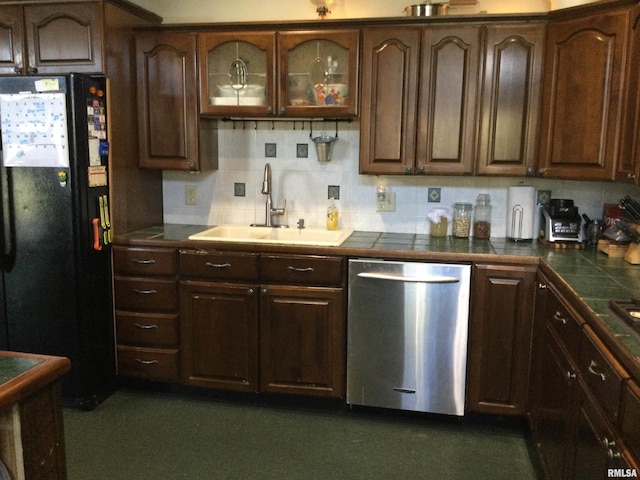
[{"left": 0, "top": 93, "right": 69, "bottom": 167}]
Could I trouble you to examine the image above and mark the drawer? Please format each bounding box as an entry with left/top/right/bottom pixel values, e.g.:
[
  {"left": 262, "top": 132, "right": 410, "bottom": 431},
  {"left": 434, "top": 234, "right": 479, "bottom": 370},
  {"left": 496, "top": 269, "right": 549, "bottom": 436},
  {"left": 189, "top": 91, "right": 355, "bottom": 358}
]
[
  {"left": 116, "top": 312, "right": 179, "bottom": 347},
  {"left": 117, "top": 346, "right": 179, "bottom": 382},
  {"left": 180, "top": 250, "right": 259, "bottom": 281},
  {"left": 621, "top": 380, "right": 640, "bottom": 463},
  {"left": 578, "top": 325, "right": 629, "bottom": 424},
  {"left": 260, "top": 254, "right": 344, "bottom": 286},
  {"left": 113, "top": 246, "right": 177, "bottom": 276},
  {"left": 546, "top": 290, "right": 582, "bottom": 361},
  {"left": 114, "top": 277, "right": 178, "bottom": 312}
]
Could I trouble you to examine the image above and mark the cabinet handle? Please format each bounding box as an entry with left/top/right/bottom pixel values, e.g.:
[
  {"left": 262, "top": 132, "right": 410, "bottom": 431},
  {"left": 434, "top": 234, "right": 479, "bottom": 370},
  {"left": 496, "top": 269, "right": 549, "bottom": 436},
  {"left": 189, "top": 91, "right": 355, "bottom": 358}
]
[
  {"left": 205, "top": 262, "right": 231, "bottom": 269},
  {"left": 602, "top": 437, "right": 616, "bottom": 449},
  {"left": 537, "top": 283, "right": 548, "bottom": 289},
  {"left": 133, "top": 323, "right": 158, "bottom": 330},
  {"left": 587, "top": 360, "right": 606, "bottom": 381},
  {"left": 132, "top": 258, "right": 156, "bottom": 265},
  {"left": 607, "top": 448, "right": 621, "bottom": 461},
  {"left": 133, "top": 288, "right": 157, "bottom": 295},
  {"left": 552, "top": 311, "right": 567, "bottom": 324},
  {"left": 287, "top": 266, "right": 314, "bottom": 273},
  {"left": 135, "top": 359, "right": 159, "bottom": 365},
  {"left": 627, "top": 173, "right": 636, "bottom": 180},
  {"left": 566, "top": 371, "right": 576, "bottom": 381}
]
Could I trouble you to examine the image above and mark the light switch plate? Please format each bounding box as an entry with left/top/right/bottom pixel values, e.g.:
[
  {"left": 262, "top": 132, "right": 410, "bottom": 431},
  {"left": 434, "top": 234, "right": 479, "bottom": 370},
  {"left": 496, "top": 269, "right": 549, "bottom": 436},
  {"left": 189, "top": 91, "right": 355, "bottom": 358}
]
[
  {"left": 376, "top": 191, "right": 396, "bottom": 212},
  {"left": 185, "top": 185, "right": 198, "bottom": 205}
]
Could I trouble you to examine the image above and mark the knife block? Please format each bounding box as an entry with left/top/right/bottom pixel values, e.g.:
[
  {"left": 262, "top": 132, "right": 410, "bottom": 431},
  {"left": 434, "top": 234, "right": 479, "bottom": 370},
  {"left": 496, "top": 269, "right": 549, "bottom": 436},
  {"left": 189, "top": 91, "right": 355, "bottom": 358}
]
[{"left": 624, "top": 243, "right": 640, "bottom": 265}]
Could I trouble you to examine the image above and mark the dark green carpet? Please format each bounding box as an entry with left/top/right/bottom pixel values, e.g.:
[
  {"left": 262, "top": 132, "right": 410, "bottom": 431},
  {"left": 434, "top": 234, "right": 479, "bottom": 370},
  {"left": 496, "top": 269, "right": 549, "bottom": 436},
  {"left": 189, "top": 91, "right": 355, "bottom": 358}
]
[{"left": 64, "top": 389, "right": 541, "bottom": 479}]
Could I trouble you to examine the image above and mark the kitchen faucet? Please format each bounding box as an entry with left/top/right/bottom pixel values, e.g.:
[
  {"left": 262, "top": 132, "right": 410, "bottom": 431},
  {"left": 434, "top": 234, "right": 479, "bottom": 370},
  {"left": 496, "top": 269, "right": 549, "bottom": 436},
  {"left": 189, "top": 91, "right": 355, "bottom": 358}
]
[{"left": 260, "top": 163, "right": 286, "bottom": 227}]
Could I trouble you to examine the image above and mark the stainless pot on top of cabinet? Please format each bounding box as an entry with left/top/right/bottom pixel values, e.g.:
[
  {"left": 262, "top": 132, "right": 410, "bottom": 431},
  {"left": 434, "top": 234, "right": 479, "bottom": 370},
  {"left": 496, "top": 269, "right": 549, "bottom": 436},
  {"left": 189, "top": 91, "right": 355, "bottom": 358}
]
[{"left": 404, "top": 3, "right": 449, "bottom": 16}]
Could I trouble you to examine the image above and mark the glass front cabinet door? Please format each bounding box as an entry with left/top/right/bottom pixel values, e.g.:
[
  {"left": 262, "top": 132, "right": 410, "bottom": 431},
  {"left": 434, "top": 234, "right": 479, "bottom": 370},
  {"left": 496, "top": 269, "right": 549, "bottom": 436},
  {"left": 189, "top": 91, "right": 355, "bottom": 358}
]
[
  {"left": 199, "top": 32, "right": 276, "bottom": 117},
  {"left": 277, "top": 30, "right": 359, "bottom": 117}
]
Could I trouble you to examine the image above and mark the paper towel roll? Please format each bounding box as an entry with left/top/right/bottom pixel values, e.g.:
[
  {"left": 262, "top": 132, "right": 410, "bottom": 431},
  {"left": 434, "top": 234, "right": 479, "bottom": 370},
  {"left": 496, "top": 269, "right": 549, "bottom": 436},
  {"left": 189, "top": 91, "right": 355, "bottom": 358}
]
[{"left": 506, "top": 185, "right": 536, "bottom": 240}]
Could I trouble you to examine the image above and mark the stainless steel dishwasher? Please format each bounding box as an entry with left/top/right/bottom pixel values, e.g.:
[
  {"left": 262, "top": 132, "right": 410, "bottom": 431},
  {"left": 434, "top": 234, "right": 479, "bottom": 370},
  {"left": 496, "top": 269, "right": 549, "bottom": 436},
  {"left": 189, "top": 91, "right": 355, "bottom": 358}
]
[{"left": 347, "top": 259, "right": 471, "bottom": 416}]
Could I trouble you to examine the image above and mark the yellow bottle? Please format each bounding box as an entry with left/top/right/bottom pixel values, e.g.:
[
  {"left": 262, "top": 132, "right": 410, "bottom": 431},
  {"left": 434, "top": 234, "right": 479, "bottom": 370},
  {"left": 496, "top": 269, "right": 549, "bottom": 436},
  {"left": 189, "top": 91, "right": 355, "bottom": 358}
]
[{"left": 327, "top": 197, "right": 338, "bottom": 230}]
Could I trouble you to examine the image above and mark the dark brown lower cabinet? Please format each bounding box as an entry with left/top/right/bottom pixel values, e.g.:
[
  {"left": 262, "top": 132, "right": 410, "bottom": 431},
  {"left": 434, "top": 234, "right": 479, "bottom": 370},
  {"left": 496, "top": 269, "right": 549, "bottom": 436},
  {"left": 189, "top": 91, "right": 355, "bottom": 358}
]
[
  {"left": 260, "top": 285, "right": 345, "bottom": 398},
  {"left": 574, "top": 380, "right": 634, "bottom": 479},
  {"left": 467, "top": 263, "right": 536, "bottom": 415},
  {"left": 535, "top": 326, "right": 577, "bottom": 480},
  {"left": 180, "top": 281, "right": 259, "bottom": 392}
]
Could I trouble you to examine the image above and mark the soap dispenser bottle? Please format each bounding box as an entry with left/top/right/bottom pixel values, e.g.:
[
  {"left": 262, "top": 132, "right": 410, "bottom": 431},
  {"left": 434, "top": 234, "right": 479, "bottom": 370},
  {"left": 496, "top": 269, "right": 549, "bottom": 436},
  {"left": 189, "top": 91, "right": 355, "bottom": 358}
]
[{"left": 327, "top": 197, "right": 338, "bottom": 230}]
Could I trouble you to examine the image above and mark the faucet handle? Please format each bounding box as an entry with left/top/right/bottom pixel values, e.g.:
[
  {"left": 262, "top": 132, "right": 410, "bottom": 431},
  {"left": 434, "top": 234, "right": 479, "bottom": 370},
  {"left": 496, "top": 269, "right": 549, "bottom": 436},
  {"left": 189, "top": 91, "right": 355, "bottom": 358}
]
[{"left": 271, "top": 199, "right": 286, "bottom": 216}]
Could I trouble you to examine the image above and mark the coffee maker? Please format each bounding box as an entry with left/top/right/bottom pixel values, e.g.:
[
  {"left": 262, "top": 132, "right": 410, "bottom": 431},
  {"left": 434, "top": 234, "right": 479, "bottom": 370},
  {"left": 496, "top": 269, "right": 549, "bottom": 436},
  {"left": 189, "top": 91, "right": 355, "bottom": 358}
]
[{"left": 541, "top": 199, "right": 583, "bottom": 242}]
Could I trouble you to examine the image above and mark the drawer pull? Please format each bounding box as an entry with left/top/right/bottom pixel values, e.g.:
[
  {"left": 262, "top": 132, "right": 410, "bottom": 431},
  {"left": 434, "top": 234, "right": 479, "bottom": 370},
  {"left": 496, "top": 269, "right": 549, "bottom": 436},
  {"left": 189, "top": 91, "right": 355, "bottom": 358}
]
[
  {"left": 287, "top": 266, "right": 314, "bottom": 273},
  {"left": 135, "top": 359, "right": 159, "bottom": 365},
  {"left": 134, "top": 323, "right": 158, "bottom": 330},
  {"left": 132, "top": 258, "right": 156, "bottom": 265},
  {"left": 552, "top": 311, "right": 567, "bottom": 324},
  {"left": 587, "top": 360, "right": 606, "bottom": 381},
  {"left": 133, "top": 288, "right": 157, "bottom": 295},
  {"left": 205, "top": 262, "right": 231, "bottom": 269}
]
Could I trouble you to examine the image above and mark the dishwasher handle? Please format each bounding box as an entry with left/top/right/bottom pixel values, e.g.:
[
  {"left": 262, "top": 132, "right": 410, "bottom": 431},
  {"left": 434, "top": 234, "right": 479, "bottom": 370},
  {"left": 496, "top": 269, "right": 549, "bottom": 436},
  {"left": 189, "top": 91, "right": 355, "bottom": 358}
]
[{"left": 356, "top": 272, "right": 460, "bottom": 284}]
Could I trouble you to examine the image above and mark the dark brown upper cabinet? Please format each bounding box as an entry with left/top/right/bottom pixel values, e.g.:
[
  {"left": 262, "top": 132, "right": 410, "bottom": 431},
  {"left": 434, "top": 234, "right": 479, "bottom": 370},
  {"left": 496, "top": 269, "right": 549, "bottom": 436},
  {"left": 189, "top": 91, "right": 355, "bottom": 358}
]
[
  {"left": 136, "top": 32, "right": 218, "bottom": 172},
  {"left": 538, "top": 6, "right": 629, "bottom": 181},
  {"left": 477, "top": 24, "right": 544, "bottom": 177},
  {"left": 359, "top": 25, "right": 481, "bottom": 175},
  {"left": 0, "top": 3, "right": 103, "bottom": 76},
  {"left": 198, "top": 30, "right": 359, "bottom": 118}
]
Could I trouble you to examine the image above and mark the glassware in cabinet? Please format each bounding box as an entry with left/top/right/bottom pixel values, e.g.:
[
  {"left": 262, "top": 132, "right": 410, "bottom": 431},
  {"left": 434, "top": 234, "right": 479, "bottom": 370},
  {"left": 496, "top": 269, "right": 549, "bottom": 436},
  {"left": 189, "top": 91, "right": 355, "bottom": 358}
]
[
  {"left": 277, "top": 30, "right": 359, "bottom": 117},
  {"left": 199, "top": 32, "right": 276, "bottom": 116}
]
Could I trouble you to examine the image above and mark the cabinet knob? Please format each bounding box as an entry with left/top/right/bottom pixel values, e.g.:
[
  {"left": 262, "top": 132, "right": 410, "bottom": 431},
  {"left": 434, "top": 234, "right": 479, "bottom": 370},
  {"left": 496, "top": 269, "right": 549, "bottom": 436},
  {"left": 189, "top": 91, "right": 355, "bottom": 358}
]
[
  {"left": 14, "top": 66, "right": 22, "bottom": 74},
  {"left": 537, "top": 168, "right": 545, "bottom": 177},
  {"left": 417, "top": 165, "right": 425, "bottom": 174},
  {"left": 537, "top": 283, "right": 548, "bottom": 290},
  {"left": 627, "top": 173, "right": 636, "bottom": 180},
  {"left": 404, "top": 167, "right": 413, "bottom": 174},
  {"left": 279, "top": 106, "right": 286, "bottom": 115},
  {"left": 565, "top": 371, "right": 576, "bottom": 381},
  {"left": 526, "top": 167, "right": 535, "bottom": 176},
  {"left": 27, "top": 66, "right": 38, "bottom": 75},
  {"left": 247, "top": 288, "right": 255, "bottom": 296},
  {"left": 261, "top": 288, "right": 268, "bottom": 296}
]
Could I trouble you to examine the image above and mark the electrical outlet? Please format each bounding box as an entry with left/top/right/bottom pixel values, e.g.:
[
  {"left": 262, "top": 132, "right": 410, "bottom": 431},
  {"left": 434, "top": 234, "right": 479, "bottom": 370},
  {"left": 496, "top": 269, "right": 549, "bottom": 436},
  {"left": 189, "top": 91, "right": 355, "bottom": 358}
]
[
  {"left": 376, "top": 191, "right": 396, "bottom": 212},
  {"left": 185, "top": 185, "right": 198, "bottom": 205}
]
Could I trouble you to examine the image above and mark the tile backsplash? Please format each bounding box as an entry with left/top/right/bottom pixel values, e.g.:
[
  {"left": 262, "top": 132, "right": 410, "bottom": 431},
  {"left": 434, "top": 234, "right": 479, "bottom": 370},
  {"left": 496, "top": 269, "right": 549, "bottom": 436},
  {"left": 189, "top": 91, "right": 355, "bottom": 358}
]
[{"left": 163, "top": 120, "right": 640, "bottom": 237}]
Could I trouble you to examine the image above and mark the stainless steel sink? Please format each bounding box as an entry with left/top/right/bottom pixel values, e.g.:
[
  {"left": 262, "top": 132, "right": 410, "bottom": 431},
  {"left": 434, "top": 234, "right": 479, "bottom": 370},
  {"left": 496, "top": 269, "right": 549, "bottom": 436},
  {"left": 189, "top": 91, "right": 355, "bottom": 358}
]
[{"left": 188, "top": 224, "right": 353, "bottom": 247}]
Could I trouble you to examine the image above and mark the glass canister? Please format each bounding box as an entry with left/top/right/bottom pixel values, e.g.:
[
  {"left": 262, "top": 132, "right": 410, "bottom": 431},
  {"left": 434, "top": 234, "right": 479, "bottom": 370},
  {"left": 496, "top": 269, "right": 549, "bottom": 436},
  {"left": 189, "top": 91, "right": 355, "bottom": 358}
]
[
  {"left": 452, "top": 203, "right": 473, "bottom": 238},
  {"left": 427, "top": 208, "right": 451, "bottom": 237},
  {"left": 473, "top": 193, "right": 492, "bottom": 239}
]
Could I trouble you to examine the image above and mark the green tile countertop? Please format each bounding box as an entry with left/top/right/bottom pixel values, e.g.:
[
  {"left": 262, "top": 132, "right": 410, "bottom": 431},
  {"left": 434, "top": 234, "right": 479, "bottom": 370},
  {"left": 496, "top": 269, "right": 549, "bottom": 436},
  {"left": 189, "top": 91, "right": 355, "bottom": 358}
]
[
  {"left": 0, "top": 356, "right": 42, "bottom": 385},
  {"left": 116, "top": 225, "right": 640, "bottom": 365}
]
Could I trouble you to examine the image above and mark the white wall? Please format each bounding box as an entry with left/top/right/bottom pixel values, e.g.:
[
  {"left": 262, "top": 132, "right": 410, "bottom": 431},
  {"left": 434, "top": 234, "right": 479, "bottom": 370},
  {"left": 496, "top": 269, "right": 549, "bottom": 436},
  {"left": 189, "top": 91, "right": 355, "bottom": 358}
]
[
  {"left": 163, "top": 121, "right": 638, "bottom": 236},
  {"left": 129, "top": 0, "right": 554, "bottom": 23}
]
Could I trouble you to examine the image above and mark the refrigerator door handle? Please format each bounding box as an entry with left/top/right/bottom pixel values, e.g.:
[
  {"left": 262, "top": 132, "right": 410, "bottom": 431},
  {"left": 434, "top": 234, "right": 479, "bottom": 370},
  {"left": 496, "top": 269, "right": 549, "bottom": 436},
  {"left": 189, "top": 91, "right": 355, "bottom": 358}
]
[{"left": 0, "top": 166, "right": 16, "bottom": 272}]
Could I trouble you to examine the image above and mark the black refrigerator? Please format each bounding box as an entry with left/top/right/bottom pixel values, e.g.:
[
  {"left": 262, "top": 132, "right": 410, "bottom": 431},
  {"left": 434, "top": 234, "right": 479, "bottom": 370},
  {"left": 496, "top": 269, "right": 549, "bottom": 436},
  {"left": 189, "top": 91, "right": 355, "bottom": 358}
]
[{"left": 0, "top": 73, "right": 115, "bottom": 409}]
